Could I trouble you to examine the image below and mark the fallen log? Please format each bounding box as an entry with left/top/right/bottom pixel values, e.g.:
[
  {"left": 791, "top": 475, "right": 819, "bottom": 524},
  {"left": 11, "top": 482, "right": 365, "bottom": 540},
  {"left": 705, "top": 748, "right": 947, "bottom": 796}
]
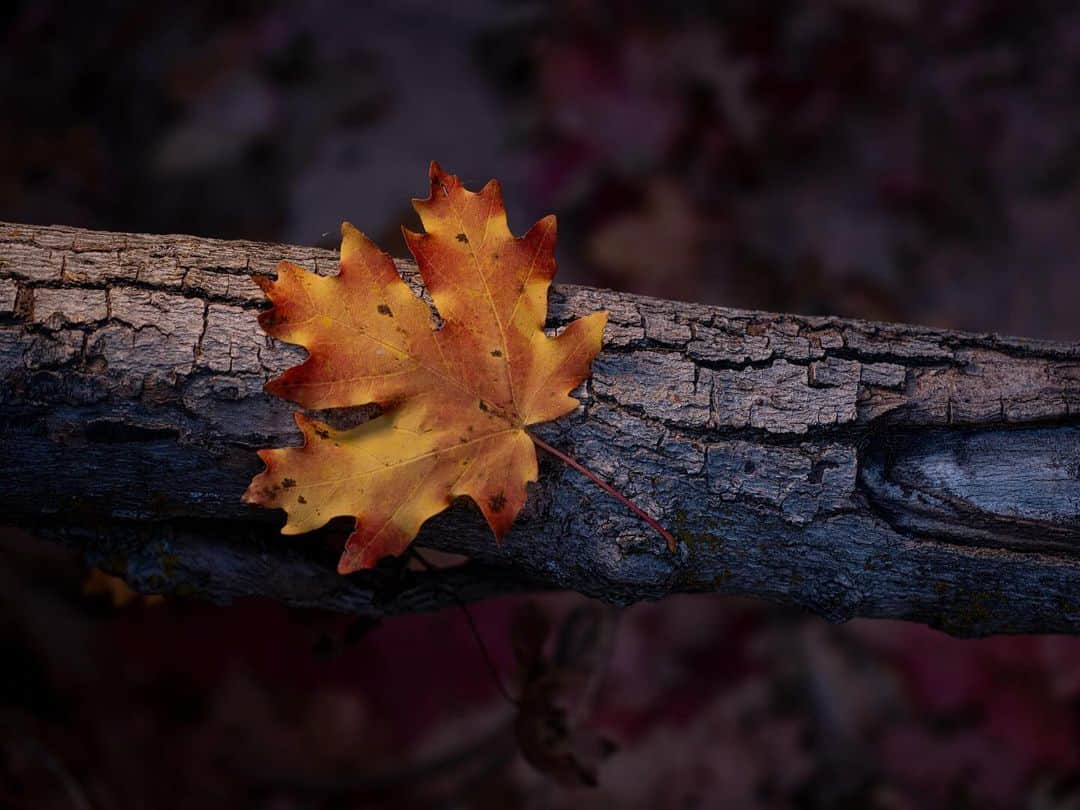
[{"left": 1, "top": 221, "right": 1078, "bottom": 635}]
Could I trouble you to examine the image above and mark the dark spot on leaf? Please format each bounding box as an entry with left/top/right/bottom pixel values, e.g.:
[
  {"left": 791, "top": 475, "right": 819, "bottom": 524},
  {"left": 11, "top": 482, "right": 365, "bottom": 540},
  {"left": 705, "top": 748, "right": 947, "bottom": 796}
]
[
  {"left": 488, "top": 492, "right": 506, "bottom": 512},
  {"left": 478, "top": 400, "right": 489, "bottom": 412},
  {"left": 314, "top": 427, "right": 330, "bottom": 439},
  {"left": 377, "top": 304, "right": 393, "bottom": 317},
  {"left": 456, "top": 232, "right": 469, "bottom": 243},
  {"left": 282, "top": 478, "right": 297, "bottom": 489},
  {"left": 297, "top": 495, "right": 307, "bottom": 504},
  {"left": 491, "top": 349, "right": 503, "bottom": 357}
]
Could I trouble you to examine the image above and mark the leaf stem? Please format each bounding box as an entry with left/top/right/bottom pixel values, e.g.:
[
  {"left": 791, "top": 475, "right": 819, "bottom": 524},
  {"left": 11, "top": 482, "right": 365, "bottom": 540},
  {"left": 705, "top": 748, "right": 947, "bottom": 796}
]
[{"left": 528, "top": 433, "right": 677, "bottom": 551}]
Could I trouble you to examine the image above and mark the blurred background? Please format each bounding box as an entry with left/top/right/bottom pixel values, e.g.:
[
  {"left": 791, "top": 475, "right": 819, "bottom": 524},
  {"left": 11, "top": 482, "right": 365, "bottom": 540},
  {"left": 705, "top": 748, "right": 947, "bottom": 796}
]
[{"left": 3, "top": 1, "right": 1080, "bottom": 807}]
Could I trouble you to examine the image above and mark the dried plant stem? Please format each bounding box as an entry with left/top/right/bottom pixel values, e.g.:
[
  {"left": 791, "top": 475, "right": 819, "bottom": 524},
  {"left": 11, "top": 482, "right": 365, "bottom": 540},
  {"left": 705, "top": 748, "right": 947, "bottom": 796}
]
[
  {"left": 528, "top": 433, "right": 677, "bottom": 551},
  {"left": 409, "top": 549, "right": 518, "bottom": 706}
]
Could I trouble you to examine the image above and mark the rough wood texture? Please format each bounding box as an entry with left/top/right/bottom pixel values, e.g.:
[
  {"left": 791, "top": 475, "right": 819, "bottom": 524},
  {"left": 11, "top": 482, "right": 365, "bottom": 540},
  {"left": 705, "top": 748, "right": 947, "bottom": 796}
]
[{"left": 2, "top": 221, "right": 1079, "bottom": 636}]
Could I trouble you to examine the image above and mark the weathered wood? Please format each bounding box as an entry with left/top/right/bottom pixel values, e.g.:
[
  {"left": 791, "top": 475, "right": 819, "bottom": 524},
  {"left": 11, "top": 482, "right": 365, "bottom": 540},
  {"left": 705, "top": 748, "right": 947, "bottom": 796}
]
[{"left": 2, "top": 221, "right": 1079, "bottom": 636}]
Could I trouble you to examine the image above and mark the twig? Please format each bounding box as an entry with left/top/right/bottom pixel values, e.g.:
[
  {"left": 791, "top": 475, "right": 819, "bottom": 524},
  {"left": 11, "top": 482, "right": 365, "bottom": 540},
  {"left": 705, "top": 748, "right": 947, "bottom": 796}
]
[
  {"left": 410, "top": 549, "right": 518, "bottom": 706},
  {"left": 22, "top": 739, "right": 93, "bottom": 810}
]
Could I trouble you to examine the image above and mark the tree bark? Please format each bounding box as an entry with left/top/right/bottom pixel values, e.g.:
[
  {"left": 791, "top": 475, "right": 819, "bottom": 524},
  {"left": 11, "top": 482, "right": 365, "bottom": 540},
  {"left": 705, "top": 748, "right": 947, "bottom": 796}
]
[{"left": 2, "top": 221, "right": 1079, "bottom": 635}]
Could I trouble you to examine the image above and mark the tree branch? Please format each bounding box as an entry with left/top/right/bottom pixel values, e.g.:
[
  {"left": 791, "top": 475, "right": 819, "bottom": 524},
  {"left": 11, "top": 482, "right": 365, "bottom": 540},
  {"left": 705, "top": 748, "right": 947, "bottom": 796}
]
[{"left": 2, "top": 221, "right": 1078, "bottom": 636}]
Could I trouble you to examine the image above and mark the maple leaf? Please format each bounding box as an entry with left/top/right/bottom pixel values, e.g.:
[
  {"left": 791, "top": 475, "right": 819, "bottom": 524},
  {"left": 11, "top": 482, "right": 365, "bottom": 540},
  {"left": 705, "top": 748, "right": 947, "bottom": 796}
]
[
  {"left": 243, "top": 163, "right": 608, "bottom": 572},
  {"left": 511, "top": 601, "right": 618, "bottom": 787},
  {"left": 82, "top": 567, "right": 165, "bottom": 607}
]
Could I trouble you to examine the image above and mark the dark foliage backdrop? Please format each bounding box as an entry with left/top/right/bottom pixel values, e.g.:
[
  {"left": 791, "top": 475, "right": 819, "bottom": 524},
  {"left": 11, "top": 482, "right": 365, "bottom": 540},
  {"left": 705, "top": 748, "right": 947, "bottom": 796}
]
[{"left": 3, "top": 2, "right": 1080, "bottom": 807}]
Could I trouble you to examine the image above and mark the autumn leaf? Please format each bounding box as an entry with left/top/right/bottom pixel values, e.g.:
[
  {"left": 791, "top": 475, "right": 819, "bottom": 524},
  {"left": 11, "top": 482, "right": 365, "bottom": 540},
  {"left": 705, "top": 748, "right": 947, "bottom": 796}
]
[
  {"left": 243, "top": 163, "right": 608, "bottom": 572},
  {"left": 511, "top": 601, "right": 618, "bottom": 787},
  {"left": 82, "top": 567, "right": 165, "bottom": 607}
]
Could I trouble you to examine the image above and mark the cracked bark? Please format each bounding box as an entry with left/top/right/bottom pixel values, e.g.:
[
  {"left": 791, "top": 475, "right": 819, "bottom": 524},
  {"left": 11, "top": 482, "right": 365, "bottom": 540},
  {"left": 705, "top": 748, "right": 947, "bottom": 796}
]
[{"left": 2, "top": 221, "right": 1079, "bottom": 635}]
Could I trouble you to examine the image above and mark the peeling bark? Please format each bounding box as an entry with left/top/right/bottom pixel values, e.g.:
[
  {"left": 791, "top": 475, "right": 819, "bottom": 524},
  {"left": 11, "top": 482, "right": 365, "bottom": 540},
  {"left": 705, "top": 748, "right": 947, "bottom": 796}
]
[{"left": 2, "top": 221, "right": 1079, "bottom": 635}]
